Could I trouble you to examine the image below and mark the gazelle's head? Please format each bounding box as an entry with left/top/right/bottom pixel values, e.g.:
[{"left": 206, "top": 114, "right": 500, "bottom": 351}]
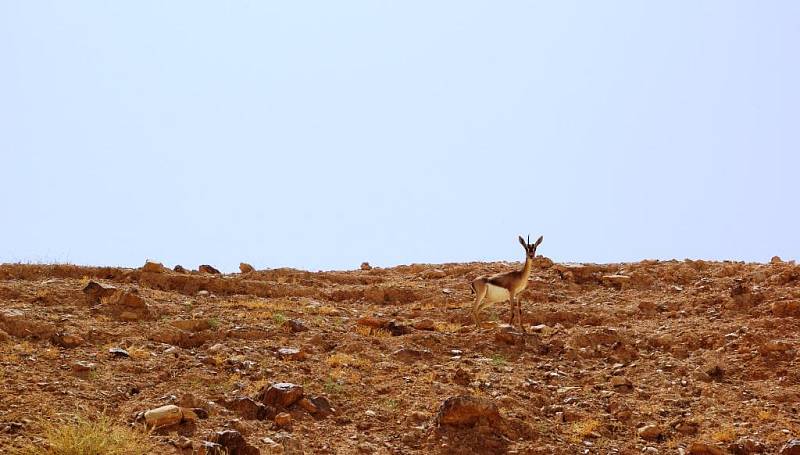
[{"left": 518, "top": 234, "right": 543, "bottom": 259}]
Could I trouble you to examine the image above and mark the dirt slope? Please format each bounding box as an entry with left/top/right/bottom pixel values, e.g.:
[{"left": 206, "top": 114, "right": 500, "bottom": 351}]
[{"left": 1, "top": 257, "right": 800, "bottom": 454}]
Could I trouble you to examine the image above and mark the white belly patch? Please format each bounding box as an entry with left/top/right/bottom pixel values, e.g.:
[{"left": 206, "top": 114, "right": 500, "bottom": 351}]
[{"left": 484, "top": 284, "right": 510, "bottom": 303}]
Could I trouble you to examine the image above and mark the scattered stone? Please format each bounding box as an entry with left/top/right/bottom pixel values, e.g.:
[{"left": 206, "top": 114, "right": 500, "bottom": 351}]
[
  {"left": 221, "top": 397, "right": 275, "bottom": 421},
  {"left": 358, "top": 441, "right": 378, "bottom": 453},
  {"left": 781, "top": 439, "right": 800, "bottom": 455},
  {"left": 179, "top": 393, "right": 209, "bottom": 411},
  {"left": 82, "top": 281, "right": 117, "bottom": 302},
  {"left": 391, "top": 347, "right": 433, "bottom": 364},
  {"left": 282, "top": 319, "right": 308, "bottom": 333},
  {"left": 729, "top": 437, "right": 764, "bottom": 455},
  {"left": 276, "top": 347, "right": 307, "bottom": 361},
  {"left": 413, "top": 319, "right": 435, "bottom": 331},
  {"left": 196, "top": 441, "right": 225, "bottom": 455},
  {"left": 174, "top": 436, "right": 193, "bottom": 450},
  {"left": 274, "top": 412, "right": 292, "bottom": 428},
  {"left": 51, "top": 331, "right": 84, "bottom": 348},
  {"left": 199, "top": 265, "right": 221, "bottom": 275},
  {"left": 144, "top": 405, "right": 183, "bottom": 428},
  {"left": 0, "top": 309, "right": 56, "bottom": 340},
  {"left": 0, "top": 329, "right": 9, "bottom": 343},
  {"left": 239, "top": 263, "right": 255, "bottom": 274},
  {"left": 435, "top": 395, "right": 502, "bottom": 427},
  {"left": 297, "top": 397, "right": 318, "bottom": 414},
  {"left": 71, "top": 361, "right": 96, "bottom": 374},
  {"left": 273, "top": 431, "right": 303, "bottom": 454},
  {"left": 688, "top": 442, "right": 725, "bottom": 455},
  {"left": 637, "top": 424, "right": 663, "bottom": 441},
  {"left": 610, "top": 376, "right": 633, "bottom": 392},
  {"left": 675, "top": 420, "right": 699, "bottom": 435},
  {"left": 197, "top": 290, "right": 211, "bottom": 297},
  {"left": 257, "top": 383, "right": 304, "bottom": 408},
  {"left": 100, "top": 289, "right": 154, "bottom": 321},
  {"left": 171, "top": 319, "right": 213, "bottom": 332},
  {"left": 495, "top": 324, "right": 521, "bottom": 345},
  {"left": 361, "top": 262, "right": 372, "bottom": 271},
  {"left": 209, "top": 430, "right": 259, "bottom": 455},
  {"left": 109, "top": 347, "right": 130, "bottom": 358},
  {"left": 142, "top": 261, "right": 169, "bottom": 273},
  {"left": 452, "top": 367, "right": 472, "bottom": 386},
  {"left": 150, "top": 326, "right": 214, "bottom": 348},
  {"left": 601, "top": 274, "right": 631, "bottom": 290},
  {"left": 772, "top": 301, "right": 800, "bottom": 317},
  {"left": 307, "top": 395, "right": 335, "bottom": 417}
]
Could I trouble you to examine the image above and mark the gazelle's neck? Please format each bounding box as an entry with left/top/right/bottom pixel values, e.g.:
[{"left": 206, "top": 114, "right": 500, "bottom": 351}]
[{"left": 521, "top": 255, "right": 533, "bottom": 281}]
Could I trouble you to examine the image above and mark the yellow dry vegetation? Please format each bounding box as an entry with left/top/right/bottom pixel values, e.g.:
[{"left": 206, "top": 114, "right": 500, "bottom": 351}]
[
  {"left": 354, "top": 325, "right": 391, "bottom": 338},
  {"left": 10, "top": 414, "right": 155, "bottom": 455},
  {"left": 570, "top": 419, "right": 602, "bottom": 441},
  {"left": 433, "top": 322, "right": 462, "bottom": 333},
  {"left": 326, "top": 352, "right": 371, "bottom": 370},
  {"left": 711, "top": 427, "right": 736, "bottom": 443}
]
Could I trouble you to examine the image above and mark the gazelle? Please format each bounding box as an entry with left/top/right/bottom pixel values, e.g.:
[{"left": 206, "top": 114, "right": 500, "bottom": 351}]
[{"left": 470, "top": 235, "right": 543, "bottom": 333}]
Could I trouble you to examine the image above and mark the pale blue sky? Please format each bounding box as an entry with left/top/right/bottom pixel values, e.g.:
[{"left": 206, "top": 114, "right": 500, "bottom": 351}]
[{"left": 1, "top": 2, "right": 798, "bottom": 271}]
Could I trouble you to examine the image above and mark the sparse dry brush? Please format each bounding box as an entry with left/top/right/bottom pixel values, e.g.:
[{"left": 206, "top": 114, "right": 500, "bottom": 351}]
[{"left": 11, "top": 415, "right": 154, "bottom": 455}]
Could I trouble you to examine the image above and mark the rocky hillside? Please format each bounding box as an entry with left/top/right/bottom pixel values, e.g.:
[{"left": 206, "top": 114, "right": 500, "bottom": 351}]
[{"left": 1, "top": 257, "right": 800, "bottom": 454}]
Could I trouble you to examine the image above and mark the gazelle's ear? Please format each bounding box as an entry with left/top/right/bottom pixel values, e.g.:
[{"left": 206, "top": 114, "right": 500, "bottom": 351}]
[
  {"left": 535, "top": 235, "right": 543, "bottom": 247},
  {"left": 518, "top": 236, "right": 527, "bottom": 248}
]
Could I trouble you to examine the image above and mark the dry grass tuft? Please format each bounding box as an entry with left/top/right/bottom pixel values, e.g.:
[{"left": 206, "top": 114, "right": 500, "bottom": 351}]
[
  {"left": 326, "top": 353, "right": 371, "bottom": 369},
  {"left": 711, "top": 427, "right": 736, "bottom": 443},
  {"left": 433, "top": 321, "right": 462, "bottom": 333},
  {"left": 11, "top": 414, "right": 154, "bottom": 455},
  {"left": 570, "top": 419, "right": 602, "bottom": 441},
  {"left": 354, "top": 325, "right": 391, "bottom": 338}
]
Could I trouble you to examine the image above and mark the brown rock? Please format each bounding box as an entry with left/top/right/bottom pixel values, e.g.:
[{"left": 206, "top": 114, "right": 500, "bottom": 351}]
[
  {"left": 637, "top": 424, "right": 663, "bottom": 441},
  {"left": 276, "top": 348, "right": 307, "bottom": 361},
  {"left": 308, "top": 395, "right": 335, "bottom": 417},
  {"left": 772, "top": 301, "right": 800, "bottom": 317},
  {"left": 82, "top": 281, "right": 117, "bottom": 302},
  {"left": 282, "top": 319, "right": 308, "bottom": 333},
  {"left": 413, "top": 319, "right": 435, "bottom": 331},
  {"left": 781, "top": 439, "right": 800, "bottom": 455},
  {"left": 0, "top": 309, "right": 56, "bottom": 340},
  {"left": 100, "top": 289, "right": 154, "bottom": 321},
  {"left": 391, "top": 348, "right": 433, "bottom": 364},
  {"left": 209, "top": 430, "right": 259, "bottom": 455},
  {"left": 239, "top": 263, "right": 255, "bottom": 273},
  {"left": 257, "top": 383, "right": 304, "bottom": 408},
  {"left": 610, "top": 376, "right": 633, "bottom": 392},
  {"left": 221, "top": 397, "right": 275, "bottom": 420},
  {"left": 149, "top": 326, "right": 213, "bottom": 348},
  {"left": 297, "top": 398, "right": 318, "bottom": 414},
  {"left": 144, "top": 405, "right": 183, "bottom": 428},
  {"left": 197, "top": 441, "right": 225, "bottom": 455},
  {"left": 495, "top": 324, "right": 521, "bottom": 345},
  {"left": 142, "top": 261, "right": 169, "bottom": 273},
  {"left": 436, "top": 395, "right": 502, "bottom": 427},
  {"left": 357, "top": 316, "right": 389, "bottom": 329},
  {"left": 274, "top": 412, "right": 292, "bottom": 428},
  {"left": 361, "top": 262, "right": 372, "bottom": 270},
  {"left": 199, "top": 264, "right": 221, "bottom": 275},
  {"left": 51, "top": 331, "right": 84, "bottom": 348},
  {"left": 174, "top": 265, "right": 188, "bottom": 273},
  {"left": 71, "top": 361, "right": 96, "bottom": 373},
  {"left": 689, "top": 442, "right": 725, "bottom": 455},
  {"left": 171, "top": 319, "right": 213, "bottom": 332},
  {"left": 729, "top": 438, "right": 764, "bottom": 455},
  {"left": 0, "top": 329, "right": 9, "bottom": 343}
]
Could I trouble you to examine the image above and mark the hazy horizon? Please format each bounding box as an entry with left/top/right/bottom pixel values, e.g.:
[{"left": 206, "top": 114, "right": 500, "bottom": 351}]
[{"left": 2, "top": 2, "right": 798, "bottom": 272}]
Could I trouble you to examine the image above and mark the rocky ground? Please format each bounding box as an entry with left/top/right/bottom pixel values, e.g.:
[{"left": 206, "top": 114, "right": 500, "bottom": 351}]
[{"left": 1, "top": 257, "right": 800, "bottom": 454}]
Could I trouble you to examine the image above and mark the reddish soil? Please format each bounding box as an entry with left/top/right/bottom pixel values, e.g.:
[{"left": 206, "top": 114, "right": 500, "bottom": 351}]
[{"left": 1, "top": 257, "right": 800, "bottom": 454}]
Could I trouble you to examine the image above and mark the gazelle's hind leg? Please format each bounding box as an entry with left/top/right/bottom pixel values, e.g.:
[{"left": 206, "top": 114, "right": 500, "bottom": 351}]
[{"left": 471, "top": 283, "right": 488, "bottom": 328}]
